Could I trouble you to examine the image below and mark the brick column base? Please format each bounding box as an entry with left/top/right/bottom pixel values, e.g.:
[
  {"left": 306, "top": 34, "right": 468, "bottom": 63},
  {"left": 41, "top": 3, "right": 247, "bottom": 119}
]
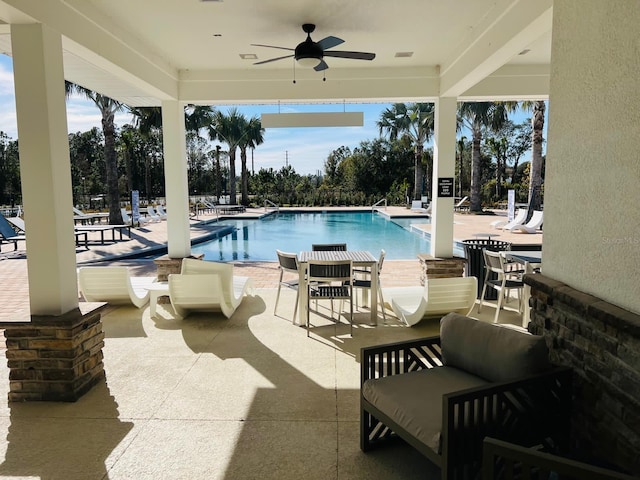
[
  {"left": 153, "top": 254, "right": 205, "bottom": 281},
  {"left": 417, "top": 254, "right": 466, "bottom": 285},
  {"left": 1, "top": 303, "right": 107, "bottom": 402}
]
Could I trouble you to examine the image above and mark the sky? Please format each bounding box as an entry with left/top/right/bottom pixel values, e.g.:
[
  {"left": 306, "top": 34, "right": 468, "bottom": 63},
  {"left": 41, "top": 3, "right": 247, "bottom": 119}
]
[{"left": 0, "top": 54, "right": 535, "bottom": 176}]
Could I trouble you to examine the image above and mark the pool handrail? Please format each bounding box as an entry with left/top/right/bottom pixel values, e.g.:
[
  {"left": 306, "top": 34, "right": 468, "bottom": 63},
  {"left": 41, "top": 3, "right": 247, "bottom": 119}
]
[
  {"left": 372, "top": 198, "right": 387, "bottom": 212},
  {"left": 264, "top": 199, "right": 280, "bottom": 212}
]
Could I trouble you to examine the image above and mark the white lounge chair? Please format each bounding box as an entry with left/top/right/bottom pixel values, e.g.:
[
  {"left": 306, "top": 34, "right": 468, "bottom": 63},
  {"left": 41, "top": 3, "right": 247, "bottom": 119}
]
[
  {"left": 168, "top": 258, "right": 254, "bottom": 319},
  {"left": 382, "top": 276, "right": 477, "bottom": 326},
  {"left": 491, "top": 208, "right": 527, "bottom": 230},
  {"left": 78, "top": 266, "right": 157, "bottom": 308},
  {"left": 156, "top": 204, "right": 168, "bottom": 219},
  {"left": 454, "top": 196, "right": 470, "bottom": 211},
  {"left": 410, "top": 200, "right": 430, "bottom": 213},
  {"left": 507, "top": 210, "right": 543, "bottom": 233},
  {"left": 146, "top": 205, "right": 163, "bottom": 222},
  {"left": 121, "top": 208, "right": 149, "bottom": 226}
]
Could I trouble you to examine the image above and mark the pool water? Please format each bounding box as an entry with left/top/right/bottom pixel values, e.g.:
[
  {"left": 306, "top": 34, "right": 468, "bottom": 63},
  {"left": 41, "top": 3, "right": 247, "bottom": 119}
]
[{"left": 191, "top": 212, "right": 435, "bottom": 262}]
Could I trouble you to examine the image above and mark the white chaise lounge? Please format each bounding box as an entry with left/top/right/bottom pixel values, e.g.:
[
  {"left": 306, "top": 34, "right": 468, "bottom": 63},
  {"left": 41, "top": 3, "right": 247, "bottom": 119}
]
[
  {"left": 168, "top": 258, "right": 254, "bottom": 319},
  {"left": 490, "top": 208, "right": 527, "bottom": 230},
  {"left": 383, "top": 276, "right": 477, "bottom": 326},
  {"left": 78, "top": 266, "right": 157, "bottom": 308},
  {"left": 507, "top": 210, "right": 543, "bottom": 233}
]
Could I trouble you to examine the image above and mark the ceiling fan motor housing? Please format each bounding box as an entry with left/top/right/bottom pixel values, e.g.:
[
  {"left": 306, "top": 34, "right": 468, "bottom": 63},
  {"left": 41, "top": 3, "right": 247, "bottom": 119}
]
[{"left": 295, "top": 39, "right": 323, "bottom": 62}]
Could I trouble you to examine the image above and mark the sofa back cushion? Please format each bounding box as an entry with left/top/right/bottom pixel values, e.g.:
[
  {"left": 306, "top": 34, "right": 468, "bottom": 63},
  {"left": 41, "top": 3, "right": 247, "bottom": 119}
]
[{"left": 440, "top": 313, "right": 550, "bottom": 382}]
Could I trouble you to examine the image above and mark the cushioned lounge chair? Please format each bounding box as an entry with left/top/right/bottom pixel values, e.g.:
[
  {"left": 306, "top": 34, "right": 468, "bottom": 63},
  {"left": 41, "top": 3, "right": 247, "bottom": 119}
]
[
  {"left": 78, "top": 266, "right": 157, "bottom": 308},
  {"left": 168, "top": 258, "right": 254, "bottom": 319},
  {"left": 0, "top": 213, "right": 25, "bottom": 251},
  {"left": 490, "top": 208, "right": 527, "bottom": 230},
  {"left": 507, "top": 210, "right": 543, "bottom": 233},
  {"left": 382, "top": 276, "right": 477, "bottom": 326},
  {"left": 4, "top": 214, "right": 88, "bottom": 249}
]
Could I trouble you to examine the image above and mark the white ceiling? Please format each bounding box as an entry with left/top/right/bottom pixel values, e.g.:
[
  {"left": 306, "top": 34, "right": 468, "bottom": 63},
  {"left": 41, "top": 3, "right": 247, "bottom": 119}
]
[{"left": 0, "top": 0, "right": 553, "bottom": 106}]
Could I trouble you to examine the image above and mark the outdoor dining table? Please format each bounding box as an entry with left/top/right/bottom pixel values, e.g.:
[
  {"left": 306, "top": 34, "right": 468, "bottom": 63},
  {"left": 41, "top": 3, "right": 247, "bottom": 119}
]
[
  {"left": 501, "top": 250, "right": 542, "bottom": 327},
  {"left": 297, "top": 250, "right": 379, "bottom": 327}
]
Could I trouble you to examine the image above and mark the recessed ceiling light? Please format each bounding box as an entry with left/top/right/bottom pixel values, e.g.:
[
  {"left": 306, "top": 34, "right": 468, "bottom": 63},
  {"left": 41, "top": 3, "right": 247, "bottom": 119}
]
[
  {"left": 519, "top": 49, "right": 531, "bottom": 55},
  {"left": 395, "top": 52, "right": 413, "bottom": 58},
  {"left": 240, "top": 54, "right": 257, "bottom": 60}
]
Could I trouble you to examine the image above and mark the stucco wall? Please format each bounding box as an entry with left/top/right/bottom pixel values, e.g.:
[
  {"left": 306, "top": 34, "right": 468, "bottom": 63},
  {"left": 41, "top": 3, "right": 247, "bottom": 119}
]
[{"left": 544, "top": 0, "right": 640, "bottom": 314}]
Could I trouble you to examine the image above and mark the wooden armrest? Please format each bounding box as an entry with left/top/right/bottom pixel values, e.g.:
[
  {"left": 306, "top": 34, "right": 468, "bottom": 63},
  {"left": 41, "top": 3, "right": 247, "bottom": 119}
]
[
  {"left": 361, "top": 335, "right": 442, "bottom": 384},
  {"left": 442, "top": 367, "right": 573, "bottom": 476}
]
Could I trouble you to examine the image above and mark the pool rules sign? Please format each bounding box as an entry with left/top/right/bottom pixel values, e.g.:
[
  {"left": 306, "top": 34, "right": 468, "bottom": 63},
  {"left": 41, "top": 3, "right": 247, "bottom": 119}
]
[{"left": 438, "top": 177, "right": 454, "bottom": 197}]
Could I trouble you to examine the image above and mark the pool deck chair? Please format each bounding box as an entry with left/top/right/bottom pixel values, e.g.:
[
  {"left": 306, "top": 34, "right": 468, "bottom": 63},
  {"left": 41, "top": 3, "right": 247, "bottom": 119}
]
[
  {"left": 410, "top": 200, "right": 430, "bottom": 213},
  {"left": 78, "top": 266, "right": 157, "bottom": 308},
  {"left": 382, "top": 276, "right": 477, "bottom": 326},
  {"left": 454, "top": 196, "right": 470, "bottom": 211},
  {"left": 0, "top": 213, "right": 26, "bottom": 252},
  {"left": 168, "top": 258, "right": 254, "bottom": 319},
  {"left": 121, "top": 208, "right": 149, "bottom": 227},
  {"left": 312, "top": 243, "right": 347, "bottom": 251},
  {"left": 145, "top": 205, "right": 163, "bottom": 222},
  {"left": 490, "top": 208, "right": 527, "bottom": 230},
  {"left": 274, "top": 250, "right": 300, "bottom": 322},
  {"left": 507, "top": 210, "right": 543, "bottom": 233},
  {"left": 306, "top": 259, "right": 354, "bottom": 337}
]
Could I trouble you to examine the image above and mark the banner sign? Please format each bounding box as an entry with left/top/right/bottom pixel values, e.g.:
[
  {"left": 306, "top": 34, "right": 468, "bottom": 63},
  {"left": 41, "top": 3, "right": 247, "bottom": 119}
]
[
  {"left": 507, "top": 189, "right": 515, "bottom": 221},
  {"left": 131, "top": 190, "right": 140, "bottom": 225},
  {"left": 438, "top": 177, "right": 454, "bottom": 197}
]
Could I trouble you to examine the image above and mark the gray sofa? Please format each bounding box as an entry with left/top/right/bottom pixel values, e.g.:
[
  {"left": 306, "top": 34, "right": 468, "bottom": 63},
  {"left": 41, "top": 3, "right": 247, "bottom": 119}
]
[{"left": 360, "top": 313, "right": 572, "bottom": 480}]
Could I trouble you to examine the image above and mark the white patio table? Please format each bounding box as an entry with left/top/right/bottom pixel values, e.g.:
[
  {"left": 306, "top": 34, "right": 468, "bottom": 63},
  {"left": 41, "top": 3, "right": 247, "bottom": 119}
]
[{"left": 297, "top": 250, "right": 379, "bottom": 327}]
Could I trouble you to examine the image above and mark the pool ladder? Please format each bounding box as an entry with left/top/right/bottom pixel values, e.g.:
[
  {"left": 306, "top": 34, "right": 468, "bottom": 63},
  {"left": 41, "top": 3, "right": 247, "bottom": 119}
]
[
  {"left": 264, "top": 199, "right": 280, "bottom": 213},
  {"left": 371, "top": 198, "right": 387, "bottom": 212}
]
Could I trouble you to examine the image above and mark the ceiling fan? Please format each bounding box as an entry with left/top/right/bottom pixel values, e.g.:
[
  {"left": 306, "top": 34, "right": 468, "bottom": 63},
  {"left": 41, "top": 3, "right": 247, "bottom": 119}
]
[{"left": 251, "top": 23, "right": 376, "bottom": 71}]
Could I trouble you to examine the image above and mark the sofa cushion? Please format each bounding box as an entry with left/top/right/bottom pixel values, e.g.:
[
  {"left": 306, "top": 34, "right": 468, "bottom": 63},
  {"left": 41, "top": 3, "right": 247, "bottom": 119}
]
[
  {"left": 362, "top": 366, "right": 488, "bottom": 453},
  {"left": 440, "top": 313, "right": 550, "bottom": 382}
]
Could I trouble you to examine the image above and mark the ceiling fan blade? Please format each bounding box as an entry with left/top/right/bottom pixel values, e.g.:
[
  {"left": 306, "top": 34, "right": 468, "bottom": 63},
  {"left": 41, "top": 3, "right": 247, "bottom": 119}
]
[
  {"left": 254, "top": 54, "right": 294, "bottom": 65},
  {"left": 250, "top": 44, "right": 294, "bottom": 52},
  {"left": 317, "top": 36, "right": 344, "bottom": 50},
  {"left": 314, "top": 60, "right": 329, "bottom": 72},
  {"left": 323, "top": 50, "right": 376, "bottom": 61}
]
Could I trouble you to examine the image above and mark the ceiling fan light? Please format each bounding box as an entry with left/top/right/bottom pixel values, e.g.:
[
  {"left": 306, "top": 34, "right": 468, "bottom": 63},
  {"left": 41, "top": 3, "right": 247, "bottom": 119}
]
[{"left": 297, "top": 56, "right": 321, "bottom": 68}]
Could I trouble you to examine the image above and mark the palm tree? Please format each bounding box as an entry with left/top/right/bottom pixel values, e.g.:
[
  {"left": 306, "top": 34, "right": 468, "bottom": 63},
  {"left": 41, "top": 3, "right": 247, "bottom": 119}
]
[
  {"left": 377, "top": 103, "right": 434, "bottom": 201},
  {"left": 65, "top": 82, "right": 125, "bottom": 224},
  {"left": 130, "top": 105, "right": 216, "bottom": 199},
  {"left": 238, "top": 116, "right": 264, "bottom": 206},
  {"left": 457, "top": 102, "right": 517, "bottom": 212},
  {"left": 519, "top": 101, "right": 546, "bottom": 217},
  {"left": 209, "top": 108, "right": 245, "bottom": 204}
]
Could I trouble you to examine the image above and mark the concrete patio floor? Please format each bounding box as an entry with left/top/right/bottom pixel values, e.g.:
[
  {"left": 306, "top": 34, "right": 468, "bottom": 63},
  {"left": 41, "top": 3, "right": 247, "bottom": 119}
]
[{"left": 0, "top": 207, "right": 533, "bottom": 479}]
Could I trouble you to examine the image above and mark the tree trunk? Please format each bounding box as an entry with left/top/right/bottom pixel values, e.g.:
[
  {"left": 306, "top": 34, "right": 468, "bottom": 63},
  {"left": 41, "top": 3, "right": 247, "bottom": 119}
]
[
  {"left": 528, "top": 100, "right": 545, "bottom": 219},
  {"left": 229, "top": 148, "right": 237, "bottom": 204},
  {"left": 240, "top": 146, "right": 249, "bottom": 206},
  {"left": 413, "top": 145, "right": 423, "bottom": 200},
  {"left": 215, "top": 147, "right": 222, "bottom": 199},
  {"left": 102, "top": 113, "right": 123, "bottom": 224},
  {"left": 469, "top": 125, "right": 483, "bottom": 212}
]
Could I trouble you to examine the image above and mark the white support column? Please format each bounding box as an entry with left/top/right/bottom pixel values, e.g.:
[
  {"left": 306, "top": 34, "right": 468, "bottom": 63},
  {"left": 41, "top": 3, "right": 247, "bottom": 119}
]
[
  {"left": 430, "top": 97, "right": 458, "bottom": 258},
  {"left": 12, "top": 24, "right": 78, "bottom": 315},
  {"left": 161, "top": 100, "right": 191, "bottom": 258}
]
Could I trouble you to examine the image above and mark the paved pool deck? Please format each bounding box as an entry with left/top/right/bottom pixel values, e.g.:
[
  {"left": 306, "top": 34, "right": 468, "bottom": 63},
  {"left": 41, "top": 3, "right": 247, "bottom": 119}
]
[{"left": 0, "top": 206, "right": 541, "bottom": 321}]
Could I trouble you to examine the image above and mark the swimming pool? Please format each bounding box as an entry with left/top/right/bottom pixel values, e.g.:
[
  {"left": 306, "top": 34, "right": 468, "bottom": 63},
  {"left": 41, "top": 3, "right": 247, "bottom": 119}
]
[{"left": 191, "top": 211, "right": 442, "bottom": 262}]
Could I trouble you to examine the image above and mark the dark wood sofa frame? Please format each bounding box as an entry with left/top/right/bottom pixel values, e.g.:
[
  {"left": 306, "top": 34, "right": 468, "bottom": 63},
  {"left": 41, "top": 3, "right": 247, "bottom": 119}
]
[{"left": 360, "top": 336, "right": 573, "bottom": 480}]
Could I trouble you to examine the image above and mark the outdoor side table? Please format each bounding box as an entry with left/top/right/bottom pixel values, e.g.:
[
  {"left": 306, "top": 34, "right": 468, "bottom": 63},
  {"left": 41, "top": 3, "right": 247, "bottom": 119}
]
[{"left": 145, "top": 282, "right": 170, "bottom": 317}]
